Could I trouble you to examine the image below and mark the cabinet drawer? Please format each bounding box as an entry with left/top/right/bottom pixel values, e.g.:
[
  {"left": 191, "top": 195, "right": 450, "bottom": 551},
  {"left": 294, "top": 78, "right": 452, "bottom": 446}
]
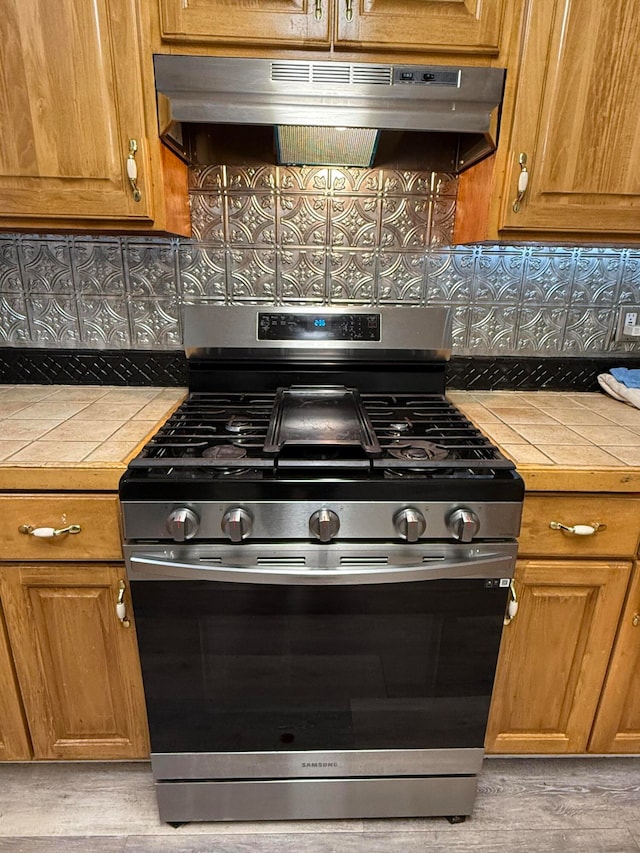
[
  {"left": 2, "top": 495, "right": 122, "bottom": 561},
  {"left": 519, "top": 495, "right": 640, "bottom": 559}
]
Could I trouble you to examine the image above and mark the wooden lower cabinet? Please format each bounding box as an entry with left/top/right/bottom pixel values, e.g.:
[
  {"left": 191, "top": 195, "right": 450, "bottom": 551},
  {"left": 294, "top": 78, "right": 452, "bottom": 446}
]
[
  {"left": 485, "top": 559, "right": 632, "bottom": 754},
  {"left": 0, "top": 563, "right": 149, "bottom": 760},
  {"left": 589, "top": 563, "right": 640, "bottom": 753},
  {"left": 0, "top": 606, "right": 32, "bottom": 760}
]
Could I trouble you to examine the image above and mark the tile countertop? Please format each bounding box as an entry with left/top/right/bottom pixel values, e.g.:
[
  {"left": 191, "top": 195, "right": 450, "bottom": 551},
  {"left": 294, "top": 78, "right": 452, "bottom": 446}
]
[
  {"left": 0, "top": 385, "right": 187, "bottom": 491},
  {"left": 1, "top": 386, "right": 640, "bottom": 493},
  {"left": 449, "top": 390, "right": 640, "bottom": 492}
]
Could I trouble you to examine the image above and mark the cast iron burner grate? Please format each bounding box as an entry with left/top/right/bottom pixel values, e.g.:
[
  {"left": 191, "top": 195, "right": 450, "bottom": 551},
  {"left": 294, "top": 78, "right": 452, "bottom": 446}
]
[{"left": 127, "top": 390, "right": 515, "bottom": 479}]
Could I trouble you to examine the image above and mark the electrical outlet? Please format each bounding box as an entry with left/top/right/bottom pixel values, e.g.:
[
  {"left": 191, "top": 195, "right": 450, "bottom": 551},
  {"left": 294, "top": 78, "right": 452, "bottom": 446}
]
[{"left": 616, "top": 306, "right": 640, "bottom": 341}]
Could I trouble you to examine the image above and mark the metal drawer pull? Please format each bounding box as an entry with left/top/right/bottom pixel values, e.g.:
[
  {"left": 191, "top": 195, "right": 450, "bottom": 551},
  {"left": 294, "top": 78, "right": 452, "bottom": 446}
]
[
  {"left": 512, "top": 152, "right": 529, "bottom": 212},
  {"left": 127, "top": 139, "right": 142, "bottom": 202},
  {"left": 549, "top": 521, "right": 606, "bottom": 536},
  {"left": 503, "top": 581, "right": 518, "bottom": 626},
  {"left": 632, "top": 614, "right": 640, "bottom": 627},
  {"left": 19, "top": 524, "right": 81, "bottom": 538},
  {"left": 116, "top": 580, "right": 131, "bottom": 628},
  {"left": 345, "top": 0, "right": 353, "bottom": 21}
]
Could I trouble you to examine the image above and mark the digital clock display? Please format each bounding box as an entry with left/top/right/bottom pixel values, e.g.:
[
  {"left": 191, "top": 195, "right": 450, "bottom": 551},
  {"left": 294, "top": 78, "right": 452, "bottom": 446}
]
[{"left": 258, "top": 313, "right": 381, "bottom": 342}]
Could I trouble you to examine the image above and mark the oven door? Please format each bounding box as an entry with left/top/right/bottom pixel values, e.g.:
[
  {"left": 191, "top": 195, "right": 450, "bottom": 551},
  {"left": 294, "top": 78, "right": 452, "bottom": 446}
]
[{"left": 127, "top": 542, "right": 515, "bottom": 782}]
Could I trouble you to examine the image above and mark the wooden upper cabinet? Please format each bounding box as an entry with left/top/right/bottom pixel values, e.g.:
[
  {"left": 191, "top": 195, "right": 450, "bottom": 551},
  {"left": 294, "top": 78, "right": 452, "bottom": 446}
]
[
  {"left": 158, "top": 0, "right": 505, "bottom": 53},
  {"left": 498, "top": 0, "right": 640, "bottom": 238},
  {"left": 159, "top": 0, "right": 330, "bottom": 47},
  {"left": 0, "top": 0, "right": 190, "bottom": 234},
  {"left": 335, "top": 0, "right": 505, "bottom": 54}
]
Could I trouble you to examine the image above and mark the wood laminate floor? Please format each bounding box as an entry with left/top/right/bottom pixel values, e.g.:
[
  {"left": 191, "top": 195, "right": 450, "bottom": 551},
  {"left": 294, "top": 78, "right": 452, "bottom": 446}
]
[{"left": 0, "top": 757, "right": 639, "bottom": 852}]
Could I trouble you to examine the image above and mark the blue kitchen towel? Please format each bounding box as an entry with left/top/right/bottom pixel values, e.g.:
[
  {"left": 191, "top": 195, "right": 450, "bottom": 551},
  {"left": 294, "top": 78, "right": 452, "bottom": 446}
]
[{"left": 609, "top": 367, "right": 640, "bottom": 389}]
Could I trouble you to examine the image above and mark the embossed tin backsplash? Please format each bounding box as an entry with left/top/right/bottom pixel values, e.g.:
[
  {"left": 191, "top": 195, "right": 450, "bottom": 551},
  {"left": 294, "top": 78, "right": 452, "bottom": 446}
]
[{"left": 1, "top": 164, "right": 639, "bottom": 356}]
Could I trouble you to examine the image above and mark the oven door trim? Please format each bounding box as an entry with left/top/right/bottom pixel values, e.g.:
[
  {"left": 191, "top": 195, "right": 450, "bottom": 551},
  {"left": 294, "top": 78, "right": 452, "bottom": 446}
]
[
  {"left": 126, "top": 541, "right": 517, "bottom": 585},
  {"left": 151, "top": 747, "right": 484, "bottom": 781}
]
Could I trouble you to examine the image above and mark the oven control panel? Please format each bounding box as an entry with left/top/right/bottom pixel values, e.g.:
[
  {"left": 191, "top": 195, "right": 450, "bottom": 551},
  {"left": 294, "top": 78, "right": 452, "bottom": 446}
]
[
  {"left": 257, "top": 312, "right": 381, "bottom": 342},
  {"left": 124, "top": 501, "right": 522, "bottom": 544}
]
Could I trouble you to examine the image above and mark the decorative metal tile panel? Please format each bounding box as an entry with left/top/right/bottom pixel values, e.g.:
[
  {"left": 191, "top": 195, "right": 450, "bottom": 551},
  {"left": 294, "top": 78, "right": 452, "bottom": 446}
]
[
  {"left": 226, "top": 193, "right": 276, "bottom": 245},
  {"left": 26, "top": 295, "right": 80, "bottom": 345},
  {"left": 328, "top": 249, "right": 376, "bottom": 302},
  {"left": 228, "top": 248, "right": 277, "bottom": 300},
  {"left": 77, "top": 297, "right": 131, "bottom": 348},
  {"left": 72, "top": 240, "right": 125, "bottom": 296},
  {"left": 278, "top": 195, "right": 328, "bottom": 246},
  {"left": 178, "top": 245, "right": 227, "bottom": 300},
  {"left": 1, "top": 164, "right": 640, "bottom": 362},
  {"left": 378, "top": 251, "right": 425, "bottom": 303},
  {"left": 279, "top": 248, "right": 327, "bottom": 301},
  {"left": 125, "top": 242, "right": 179, "bottom": 298},
  {"left": 0, "top": 295, "right": 30, "bottom": 345},
  {"left": 130, "top": 298, "right": 181, "bottom": 348},
  {"left": 0, "top": 238, "right": 22, "bottom": 292},
  {"left": 189, "top": 192, "right": 225, "bottom": 244},
  {"left": 20, "top": 238, "right": 74, "bottom": 294}
]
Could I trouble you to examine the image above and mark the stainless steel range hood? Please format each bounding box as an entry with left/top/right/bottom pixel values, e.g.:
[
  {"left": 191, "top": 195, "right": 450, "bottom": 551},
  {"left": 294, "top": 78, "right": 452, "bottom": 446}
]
[{"left": 155, "top": 55, "right": 505, "bottom": 172}]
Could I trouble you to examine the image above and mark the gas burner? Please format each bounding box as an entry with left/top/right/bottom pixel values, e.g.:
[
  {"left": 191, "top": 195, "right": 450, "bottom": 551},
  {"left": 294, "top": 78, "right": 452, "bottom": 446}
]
[
  {"left": 387, "top": 440, "right": 450, "bottom": 461},
  {"left": 217, "top": 467, "right": 261, "bottom": 479},
  {"left": 202, "top": 445, "right": 248, "bottom": 460},
  {"left": 225, "top": 415, "right": 256, "bottom": 434}
]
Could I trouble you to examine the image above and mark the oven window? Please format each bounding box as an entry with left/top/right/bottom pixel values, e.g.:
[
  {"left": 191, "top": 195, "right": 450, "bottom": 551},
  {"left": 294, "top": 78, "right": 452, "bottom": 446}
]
[{"left": 132, "top": 579, "right": 507, "bottom": 753}]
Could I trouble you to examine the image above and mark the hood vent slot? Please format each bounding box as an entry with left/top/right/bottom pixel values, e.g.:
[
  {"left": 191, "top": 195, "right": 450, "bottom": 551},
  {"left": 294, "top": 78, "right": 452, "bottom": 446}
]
[{"left": 270, "top": 61, "right": 393, "bottom": 87}]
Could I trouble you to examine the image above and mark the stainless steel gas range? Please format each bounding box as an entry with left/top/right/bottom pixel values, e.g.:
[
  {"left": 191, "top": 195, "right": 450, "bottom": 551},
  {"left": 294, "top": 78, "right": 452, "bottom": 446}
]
[{"left": 120, "top": 304, "right": 523, "bottom": 825}]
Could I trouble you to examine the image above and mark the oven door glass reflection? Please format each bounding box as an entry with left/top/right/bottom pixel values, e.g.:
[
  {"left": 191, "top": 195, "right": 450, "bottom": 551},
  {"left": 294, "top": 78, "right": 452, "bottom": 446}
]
[{"left": 132, "top": 579, "right": 508, "bottom": 753}]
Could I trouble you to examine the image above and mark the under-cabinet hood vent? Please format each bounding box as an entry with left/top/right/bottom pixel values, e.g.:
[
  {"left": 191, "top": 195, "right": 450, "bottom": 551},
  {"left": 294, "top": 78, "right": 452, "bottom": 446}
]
[{"left": 155, "top": 55, "right": 505, "bottom": 171}]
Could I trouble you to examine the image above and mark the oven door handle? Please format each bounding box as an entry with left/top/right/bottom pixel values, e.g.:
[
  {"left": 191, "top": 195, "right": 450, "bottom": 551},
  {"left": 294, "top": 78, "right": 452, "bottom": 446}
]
[{"left": 128, "top": 552, "right": 515, "bottom": 585}]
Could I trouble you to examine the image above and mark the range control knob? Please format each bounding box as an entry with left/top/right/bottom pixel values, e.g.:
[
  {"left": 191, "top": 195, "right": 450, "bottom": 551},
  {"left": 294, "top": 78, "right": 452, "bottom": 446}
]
[
  {"left": 309, "top": 509, "right": 340, "bottom": 542},
  {"left": 448, "top": 508, "right": 480, "bottom": 542},
  {"left": 221, "top": 507, "right": 253, "bottom": 543},
  {"left": 166, "top": 507, "right": 199, "bottom": 542},
  {"left": 393, "top": 507, "right": 426, "bottom": 542}
]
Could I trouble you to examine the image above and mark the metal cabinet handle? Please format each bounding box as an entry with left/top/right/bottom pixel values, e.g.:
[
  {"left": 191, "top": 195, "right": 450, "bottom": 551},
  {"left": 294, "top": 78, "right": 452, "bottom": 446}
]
[
  {"left": 512, "top": 152, "right": 529, "bottom": 212},
  {"left": 632, "top": 614, "right": 640, "bottom": 627},
  {"left": 549, "top": 521, "right": 606, "bottom": 536},
  {"left": 19, "top": 524, "right": 81, "bottom": 538},
  {"left": 503, "top": 580, "right": 518, "bottom": 626},
  {"left": 116, "top": 580, "right": 131, "bottom": 628},
  {"left": 345, "top": 0, "right": 353, "bottom": 21},
  {"left": 315, "top": 0, "right": 322, "bottom": 19},
  {"left": 127, "top": 139, "right": 142, "bottom": 202}
]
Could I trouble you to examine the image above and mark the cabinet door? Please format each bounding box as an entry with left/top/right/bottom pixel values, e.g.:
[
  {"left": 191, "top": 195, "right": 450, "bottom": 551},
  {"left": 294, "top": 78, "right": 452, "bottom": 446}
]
[
  {"left": 0, "top": 606, "right": 32, "bottom": 760},
  {"left": 485, "top": 559, "right": 631, "bottom": 754},
  {"left": 335, "top": 0, "right": 505, "bottom": 53},
  {"left": 589, "top": 564, "right": 640, "bottom": 753},
  {"left": 0, "top": 0, "right": 154, "bottom": 224},
  {"left": 498, "top": 0, "right": 640, "bottom": 238},
  {"left": 0, "top": 563, "right": 149, "bottom": 760},
  {"left": 159, "top": 0, "right": 330, "bottom": 46}
]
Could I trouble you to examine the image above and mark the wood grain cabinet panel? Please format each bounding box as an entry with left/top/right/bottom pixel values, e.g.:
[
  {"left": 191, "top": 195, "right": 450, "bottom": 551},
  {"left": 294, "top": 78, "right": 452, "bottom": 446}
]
[
  {"left": 2, "top": 495, "right": 123, "bottom": 561},
  {"left": 160, "top": 0, "right": 330, "bottom": 47},
  {"left": 0, "top": 0, "right": 190, "bottom": 234},
  {"left": 0, "top": 606, "right": 32, "bottom": 760},
  {"left": 485, "top": 559, "right": 632, "bottom": 754},
  {"left": 589, "top": 564, "right": 640, "bottom": 753},
  {"left": 336, "top": 0, "right": 506, "bottom": 53},
  {"left": 0, "top": 563, "right": 149, "bottom": 760},
  {"left": 518, "top": 495, "right": 640, "bottom": 559},
  {"left": 498, "top": 0, "right": 640, "bottom": 239},
  {"left": 159, "top": 0, "right": 506, "bottom": 52}
]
